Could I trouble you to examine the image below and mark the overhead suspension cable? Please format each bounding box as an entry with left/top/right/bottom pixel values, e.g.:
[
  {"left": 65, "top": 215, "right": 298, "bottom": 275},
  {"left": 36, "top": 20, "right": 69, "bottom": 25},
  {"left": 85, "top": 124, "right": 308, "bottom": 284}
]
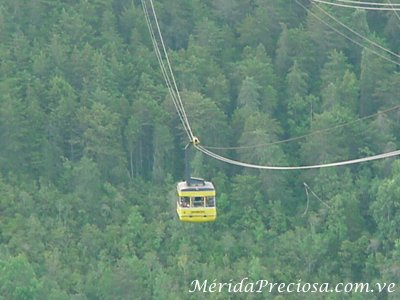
[
  {"left": 294, "top": 0, "right": 400, "bottom": 67},
  {"left": 313, "top": 3, "right": 400, "bottom": 60},
  {"left": 147, "top": 0, "right": 194, "bottom": 138},
  {"left": 387, "top": 0, "right": 400, "bottom": 23},
  {"left": 141, "top": 0, "right": 191, "bottom": 140},
  {"left": 141, "top": 0, "right": 194, "bottom": 141},
  {"left": 326, "top": 0, "right": 400, "bottom": 23},
  {"left": 202, "top": 105, "right": 400, "bottom": 150},
  {"left": 334, "top": 0, "right": 400, "bottom": 6},
  {"left": 196, "top": 144, "right": 400, "bottom": 170},
  {"left": 311, "top": 0, "right": 400, "bottom": 10}
]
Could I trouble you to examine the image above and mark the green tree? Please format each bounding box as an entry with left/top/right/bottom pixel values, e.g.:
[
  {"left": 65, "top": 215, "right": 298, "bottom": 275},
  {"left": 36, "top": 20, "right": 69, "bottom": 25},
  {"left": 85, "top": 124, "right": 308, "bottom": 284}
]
[
  {"left": 320, "top": 50, "right": 359, "bottom": 113},
  {"left": 233, "top": 45, "right": 278, "bottom": 114},
  {"left": 237, "top": 76, "right": 261, "bottom": 111},
  {"left": 305, "top": 4, "right": 348, "bottom": 72},
  {"left": 286, "top": 61, "right": 314, "bottom": 137},
  {"left": 78, "top": 103, "right": 126, "bottom": 182},
  {"left": 384, "top": 12, "right": 400, "bottom": 52},
  {"left": 359, "top": 46, "right": 395, "bottom": 116},
  {"left": 48, "top": 76, "right": 80, "bottom": 162},
  {"left": 300, "top": 107, "right": 360, "bottom": 165},
  {"left": 97, "top": 256, "right": 151, "bottom": 300},
  {"left": 0, "top": 254, "right": 42, "bottom": 300},
  {"left": 371, "top": 161, "right": 400, "bottom": 251},
  {"left": 67, "top": 156, "right": 103, "bottom": 227},
  {"left": 237, "top": 0, "right": 303, "bottom": 54},
  {"left": 0, "top": 94, "right": 27, "bottom": 174},
  {"left": 373, "top": 72, "right": 400, "bottom": 111}
]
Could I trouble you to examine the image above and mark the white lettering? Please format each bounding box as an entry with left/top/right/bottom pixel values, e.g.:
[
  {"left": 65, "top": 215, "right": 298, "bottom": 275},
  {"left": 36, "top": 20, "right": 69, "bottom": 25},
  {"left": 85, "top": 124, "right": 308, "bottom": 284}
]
[
  {"left": 209, "top": 280, "right": 217, "bottom": 292},
  {"left": 256, "top": 280, "right": 268, "bottom": 293},
  {"left": 344, "top": 283, "right": 353, "bottom": 293},
  {"left": 188, "top": 279, "right": 395, "bottom": 294},
  {"left": 352, "top": 283, "right": 371, "bottom": 293},
  {"left": 234, "top": 277, "right": 248, "bottom": 292},
  {"left": 189, "top": 280, "right": 207, "bottom": 292},
  {"left": 336, "top": 283, "right": 344, "bottom": 292},
  {"left": 227, "top": 279, "right": 234, "bottom": 292},
  {"left": 244, "top": 282, "right": 254, "bottom": 293},
  {"left": 376, "top": 283, "right": 387, "bottom": 293},
  {"left": 311, "top": 282, "right": 318, "bottom": 292},
  {"left": 301, "top": 283, "right": 311, "bottom": 293},
  {"left": 217, "top": 282, "right": 227, "bottom": 292},
  {"left": 277, "top": 283, "right": 286, "bottom": 293},
  {"left": 296, "top": 280, "right": 302, "bottom": 292},
  {"left": 268, "top": 282, "right": 278, "bottom": 293},
  {"left": 319, "top": 282, "right": 330, "bottom": 293},
  {"left": 218, "top": 280, "right": 233, "bottom": 293},
  {"left": 287, "top": 282, "right": 295, "bottom": 293}
]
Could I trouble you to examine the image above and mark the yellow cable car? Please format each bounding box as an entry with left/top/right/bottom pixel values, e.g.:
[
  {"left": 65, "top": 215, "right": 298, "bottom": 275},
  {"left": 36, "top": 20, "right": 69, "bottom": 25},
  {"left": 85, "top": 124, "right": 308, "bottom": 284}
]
[{"left": 176, "top": 177, "right": 216, "bottom": 222}]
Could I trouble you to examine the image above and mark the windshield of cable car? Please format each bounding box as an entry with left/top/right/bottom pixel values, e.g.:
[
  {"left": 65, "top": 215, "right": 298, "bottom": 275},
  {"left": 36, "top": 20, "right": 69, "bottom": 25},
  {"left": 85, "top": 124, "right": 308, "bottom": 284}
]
[
  {"left": 206, "top": 196, "right": 215, "bottom": 207},
  {"left": 180, "top": 197, "right": 190, "bottom": 207},
  {"left": 193, "top": 197, "right": 204, "bottom": 207},
  {"left": 179, "top": 196, "right": 215, "bottom": 208}
]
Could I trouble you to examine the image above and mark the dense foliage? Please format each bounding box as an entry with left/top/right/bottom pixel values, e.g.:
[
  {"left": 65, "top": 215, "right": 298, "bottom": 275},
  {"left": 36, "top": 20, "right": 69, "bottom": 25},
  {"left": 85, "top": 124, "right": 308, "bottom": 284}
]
[{"left": 1, "top": 0, "right": 400, "bottom": 299}]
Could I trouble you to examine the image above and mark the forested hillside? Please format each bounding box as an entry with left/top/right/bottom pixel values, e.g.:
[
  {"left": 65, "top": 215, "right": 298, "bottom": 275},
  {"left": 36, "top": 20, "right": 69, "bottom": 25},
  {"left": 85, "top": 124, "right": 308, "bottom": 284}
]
[{"left": 1, "top": 0, "right": 400, "bottom": 299}]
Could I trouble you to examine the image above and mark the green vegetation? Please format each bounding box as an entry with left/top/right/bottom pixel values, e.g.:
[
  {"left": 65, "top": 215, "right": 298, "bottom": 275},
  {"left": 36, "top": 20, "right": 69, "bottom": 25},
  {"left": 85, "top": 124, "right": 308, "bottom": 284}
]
[{"left": 0, "top": 0, "right": 400, "bottom": 299}]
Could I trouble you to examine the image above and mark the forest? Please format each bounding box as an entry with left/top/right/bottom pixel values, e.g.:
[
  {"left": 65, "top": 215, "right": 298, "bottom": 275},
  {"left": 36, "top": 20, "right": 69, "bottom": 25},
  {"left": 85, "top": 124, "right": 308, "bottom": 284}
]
[{"left": 1, "top": 0, "right": 400, "bottom": 299}]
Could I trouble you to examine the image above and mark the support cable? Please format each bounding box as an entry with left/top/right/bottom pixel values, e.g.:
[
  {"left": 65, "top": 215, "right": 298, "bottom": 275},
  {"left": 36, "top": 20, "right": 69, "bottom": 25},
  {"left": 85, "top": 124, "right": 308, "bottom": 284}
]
[
  {"left": 141, "top": 0, "right": 191, "bottom": 140},
  {"left": 311, "top": 0, "right": 400, "bottom": 10},
  {"left": 195, "top": 144, "right": 400, "bottom": 170},
  {"left": 141, "top": 0, "right": 194, "bottom": 141},
  {"left": 294, "top": 0, "right": 400, "bottom": 67},
  {"left": 304, "top": 182, "right": 331, "bottom": 208},
  {"left": 147, "top": 0, "right": 194, "bottom": 140},
  {"left": 388, "top": 0, "right": 400, "bottom": 23},
  {"left": 202, "top": 105, "right": 400, "bottom": 150},
  {"left": 335, "top": 0, "right": 400, "bottom": 6},
  {"left": 312, "top": 2, "right": 400, "bottom": 60},
  {"left": 303, "top": 183, "right": 311, "bottom": 216}
]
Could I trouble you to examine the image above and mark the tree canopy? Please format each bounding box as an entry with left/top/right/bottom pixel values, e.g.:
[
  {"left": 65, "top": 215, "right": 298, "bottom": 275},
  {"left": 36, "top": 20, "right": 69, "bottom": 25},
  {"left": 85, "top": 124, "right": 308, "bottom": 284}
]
[{"left": 1, "top": 0, "right": 400, "bottom": 299}]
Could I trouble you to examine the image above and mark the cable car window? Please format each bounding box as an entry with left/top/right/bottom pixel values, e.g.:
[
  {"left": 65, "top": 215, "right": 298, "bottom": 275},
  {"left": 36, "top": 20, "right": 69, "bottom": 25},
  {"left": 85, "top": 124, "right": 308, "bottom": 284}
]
[
  {"left": 206, "top": 196, "right": 215, "bottom": 207},
  {"left": 180, "top": 197, "right": 190, "bottom": 207},
  {"left": 193, "top": 197, "right": 204, "bottom": 207}
]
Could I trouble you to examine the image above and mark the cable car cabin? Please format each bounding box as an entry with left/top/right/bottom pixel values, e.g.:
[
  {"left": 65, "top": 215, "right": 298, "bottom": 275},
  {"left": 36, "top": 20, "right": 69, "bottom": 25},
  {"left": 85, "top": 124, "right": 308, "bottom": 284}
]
[{"left": 176, "top": 177, "right": 216, "bottom": 222}]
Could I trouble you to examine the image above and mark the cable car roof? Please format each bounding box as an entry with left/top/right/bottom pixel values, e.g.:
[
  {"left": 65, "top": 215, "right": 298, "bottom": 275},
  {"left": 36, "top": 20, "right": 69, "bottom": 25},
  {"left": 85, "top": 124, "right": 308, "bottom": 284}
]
[{"left": 177, "top": 178, "right": 215, "bottom": 192}]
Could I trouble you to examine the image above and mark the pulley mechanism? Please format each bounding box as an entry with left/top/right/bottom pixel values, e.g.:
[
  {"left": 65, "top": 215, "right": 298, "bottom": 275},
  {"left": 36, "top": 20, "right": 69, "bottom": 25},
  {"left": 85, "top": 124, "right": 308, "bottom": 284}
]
[{"left": 191, "top": 136, "right": 200, "bottom": 145}]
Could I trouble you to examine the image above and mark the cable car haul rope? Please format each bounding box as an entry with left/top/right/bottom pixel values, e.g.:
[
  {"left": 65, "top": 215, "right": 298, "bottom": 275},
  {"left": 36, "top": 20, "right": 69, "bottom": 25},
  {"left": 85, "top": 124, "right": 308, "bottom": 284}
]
[
  {"left": 195, "top": 145, "right": 400, "bottom": 171},
  {"left": 310, "top": 0, "right": 400, "bottom": 11}
]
